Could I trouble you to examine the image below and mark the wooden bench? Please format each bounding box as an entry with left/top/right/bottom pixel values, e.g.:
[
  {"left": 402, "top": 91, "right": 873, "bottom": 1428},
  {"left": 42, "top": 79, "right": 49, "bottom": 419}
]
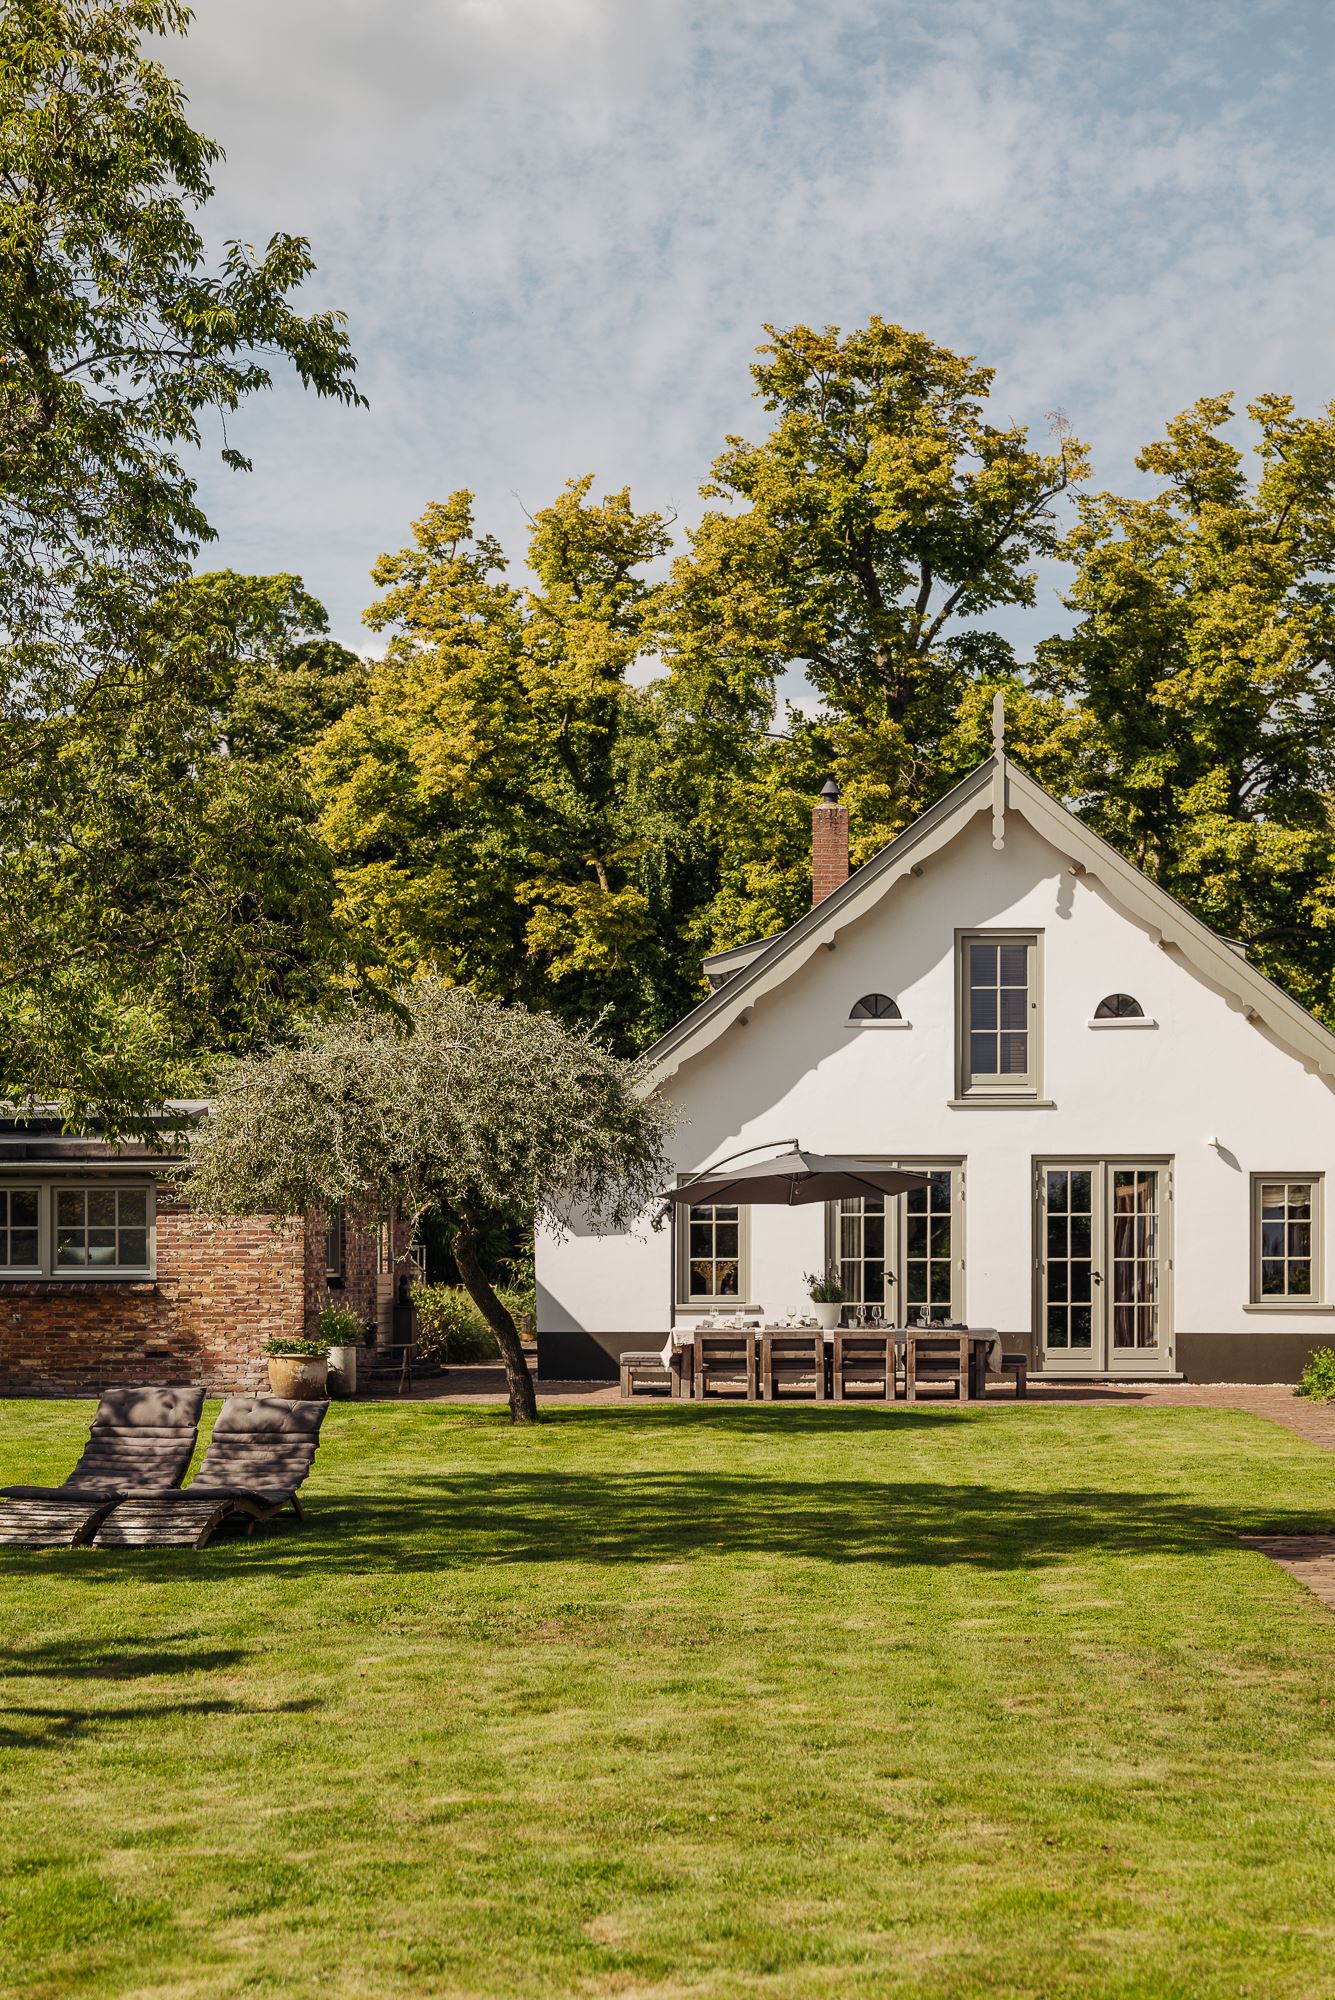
[
  {"left": 999, "top": 1351, "right": 1028, "bottom": 1397},
  {"left": 619, "top": 1350, "right": 672, "bottom": 1398}
]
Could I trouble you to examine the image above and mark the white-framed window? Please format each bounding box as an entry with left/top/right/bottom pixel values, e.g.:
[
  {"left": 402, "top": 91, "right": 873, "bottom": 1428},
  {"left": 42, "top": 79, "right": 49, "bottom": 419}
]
[
  {"left": 676, "top": 1201, "right": 748, "bottom": 1305},
  {"left": 826, "top": 1162, "right": 965, "bottom": 1324},
  {"left": 1251, "top": 1176, "right": 1322, "bottom": 1304},
  {"left": 956, "top": 932, "right": 1041, "bottom": 1098},
  {"left": 0, "top": 1180, "right": 155, "bottom": 1278}
]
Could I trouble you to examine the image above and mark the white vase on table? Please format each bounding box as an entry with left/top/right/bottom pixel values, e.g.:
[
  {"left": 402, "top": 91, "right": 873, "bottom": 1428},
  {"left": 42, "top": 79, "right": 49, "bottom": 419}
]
[{"left": 811, "top": 1301, "right": 842, "bottom": 1330}]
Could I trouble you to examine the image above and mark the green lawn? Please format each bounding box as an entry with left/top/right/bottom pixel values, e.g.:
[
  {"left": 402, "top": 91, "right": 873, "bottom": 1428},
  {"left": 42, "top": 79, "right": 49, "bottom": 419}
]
[{"left": 2, "top": 1399, "right": 1334, "bottom": 1999}]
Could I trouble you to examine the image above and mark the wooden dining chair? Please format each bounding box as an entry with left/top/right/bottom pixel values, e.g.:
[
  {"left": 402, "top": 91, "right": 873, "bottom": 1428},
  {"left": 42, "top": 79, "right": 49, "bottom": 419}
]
[
  {"left": 831, "top": 1330, "right": 895, "bottom": 1402},
  {"left": 693, "top": 1330, "right": 757, "bottom": 1400},
  {"left": 905, "top": 1333, "right": 969, "bottom": 1402},
  {"left": 760, "top": 1330, "right": 826, "bottom": 1401}
]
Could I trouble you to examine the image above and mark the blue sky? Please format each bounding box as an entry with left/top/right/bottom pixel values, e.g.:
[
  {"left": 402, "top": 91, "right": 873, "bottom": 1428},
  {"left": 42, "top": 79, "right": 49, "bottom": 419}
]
[{"left": 173, "top": 0, "right": 1335, "bottom": 671}]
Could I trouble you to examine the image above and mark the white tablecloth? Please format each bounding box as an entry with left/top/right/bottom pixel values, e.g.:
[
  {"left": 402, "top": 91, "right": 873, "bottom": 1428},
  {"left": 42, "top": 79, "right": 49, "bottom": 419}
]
[{"left": 661, "top": 1326, "right": 1004, "bottom": 1371}]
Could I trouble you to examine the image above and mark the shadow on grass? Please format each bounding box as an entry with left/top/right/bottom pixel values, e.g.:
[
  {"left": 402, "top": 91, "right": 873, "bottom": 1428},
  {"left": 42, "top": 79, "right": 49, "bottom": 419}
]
[
  {"left": 0, "top": 1693, "right": 321, "bottom": 1748},
  {"left": 3, "top": 1461, "right": 1331, "bottom": 1584}
]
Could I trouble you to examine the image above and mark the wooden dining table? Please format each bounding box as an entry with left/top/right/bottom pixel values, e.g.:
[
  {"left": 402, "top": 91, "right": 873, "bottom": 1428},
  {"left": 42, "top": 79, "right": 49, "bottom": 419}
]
[{"left": 659, "top": 1326, "right": 1001, "bottom": 1400}]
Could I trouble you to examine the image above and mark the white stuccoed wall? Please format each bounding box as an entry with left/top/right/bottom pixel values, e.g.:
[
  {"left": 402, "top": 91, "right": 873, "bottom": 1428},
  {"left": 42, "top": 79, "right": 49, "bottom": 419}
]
[{"left": 537, "top": 807, "right": 1335, "bottom": 1359}]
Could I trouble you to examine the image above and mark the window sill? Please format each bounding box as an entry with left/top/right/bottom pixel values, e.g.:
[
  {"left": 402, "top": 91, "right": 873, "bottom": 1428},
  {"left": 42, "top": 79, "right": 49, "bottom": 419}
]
[
  {"left": 0, "top": 1275, "right": 157, "bottom": 1290},
  {"left": 674, "top": 1302, "right": 763, "bottom": 1316},
  {"left": 844, "top": 1019, "right": 911, "bottom": 1030},
  {"left": 948, "top": 1098, "right": 1055, "bottom": 1110},
  {"left": 1088, "top": 1018, "right": 1158, "bottom": 1030},
  {"left": 1242, "top": 1301, "right": 1335, "bottom": 1314}
]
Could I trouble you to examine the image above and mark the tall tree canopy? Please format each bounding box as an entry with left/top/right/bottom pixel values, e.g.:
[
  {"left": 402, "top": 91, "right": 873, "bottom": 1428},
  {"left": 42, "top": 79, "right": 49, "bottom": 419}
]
[
  {"left": 661, "top": 319, "right": 1087, "bottom": 947},
  {"left": 0, "top": 0, "right": 363, "bottom": 1123},
  {"left": 1037, "top": 393, "right": 1335, "bottom": 1019},
  {"left": 0, "top": 571, "right": 362, "bottom": 1127},
  {"left": 311, "top": 481, "right": 710, "bottom": 1049}
]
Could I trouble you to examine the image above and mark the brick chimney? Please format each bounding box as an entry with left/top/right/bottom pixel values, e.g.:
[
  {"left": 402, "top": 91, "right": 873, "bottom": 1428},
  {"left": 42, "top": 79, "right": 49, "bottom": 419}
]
[{"left": 812, "top": 776, "right": 849, "bottom": 905}]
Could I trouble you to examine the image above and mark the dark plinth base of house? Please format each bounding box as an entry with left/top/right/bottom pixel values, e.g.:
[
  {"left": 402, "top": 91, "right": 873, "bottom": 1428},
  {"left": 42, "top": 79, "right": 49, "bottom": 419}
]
[{"left": 537, "top": 1326, "right": 1324, "bottom": 1386}]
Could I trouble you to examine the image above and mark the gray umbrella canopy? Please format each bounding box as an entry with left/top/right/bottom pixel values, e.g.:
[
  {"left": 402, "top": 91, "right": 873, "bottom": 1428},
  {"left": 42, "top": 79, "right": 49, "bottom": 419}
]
[{"left": 663, "top": 1149, "right": 931, "bottom": 1206}]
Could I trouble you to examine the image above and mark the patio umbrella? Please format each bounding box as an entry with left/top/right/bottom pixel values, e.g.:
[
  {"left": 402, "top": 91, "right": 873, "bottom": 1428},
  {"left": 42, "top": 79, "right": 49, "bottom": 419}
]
[{"left": 662, "top": 1149, "right": 931, "bottom": 1207}]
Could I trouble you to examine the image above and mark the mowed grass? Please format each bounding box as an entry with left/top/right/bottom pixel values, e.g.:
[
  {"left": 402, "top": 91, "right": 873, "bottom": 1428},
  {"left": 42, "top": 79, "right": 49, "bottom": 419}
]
[{"left": 2, "top": 1401, "right": 1335, "bottom": 1999}]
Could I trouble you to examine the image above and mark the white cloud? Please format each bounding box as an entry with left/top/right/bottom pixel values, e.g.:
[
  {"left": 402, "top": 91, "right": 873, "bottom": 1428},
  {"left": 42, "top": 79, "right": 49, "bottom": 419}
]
[{"left": 163, "top": 0, "right": 1335, "bottom": 654}]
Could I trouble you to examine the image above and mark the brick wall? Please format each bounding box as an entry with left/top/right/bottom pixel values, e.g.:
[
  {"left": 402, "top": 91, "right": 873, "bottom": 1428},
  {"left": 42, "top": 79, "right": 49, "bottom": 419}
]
[
  {"left": 302, "top": 1204, "right": 381, "bottom": 1336},
  {"left": 0, "top": 1191, "right": 306, "bottom": 1397}
]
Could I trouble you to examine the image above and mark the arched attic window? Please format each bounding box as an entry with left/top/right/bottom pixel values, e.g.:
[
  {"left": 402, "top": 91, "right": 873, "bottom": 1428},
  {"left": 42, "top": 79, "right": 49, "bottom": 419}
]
[
  {"left": 849, "top": 993, "right": 902, "bottom": 1022},
  {"left": 1094, "top": 993, "right": 1144, "bottom": 1020}
]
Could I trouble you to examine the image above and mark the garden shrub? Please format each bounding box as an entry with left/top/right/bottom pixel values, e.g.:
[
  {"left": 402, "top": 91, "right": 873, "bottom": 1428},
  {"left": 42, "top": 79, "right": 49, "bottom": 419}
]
[
  {"left": 1294, "top": 1346, "right": 1335, "bottom": 1402},
  {"left": 413, "top": 1283, "right": 535, "bottom": 1365}
]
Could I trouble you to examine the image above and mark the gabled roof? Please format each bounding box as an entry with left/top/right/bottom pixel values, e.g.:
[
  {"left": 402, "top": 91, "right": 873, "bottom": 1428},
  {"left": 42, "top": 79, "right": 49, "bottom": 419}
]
[{"left": 642, "top": 754, "right": 1335, "bottom": 1089}]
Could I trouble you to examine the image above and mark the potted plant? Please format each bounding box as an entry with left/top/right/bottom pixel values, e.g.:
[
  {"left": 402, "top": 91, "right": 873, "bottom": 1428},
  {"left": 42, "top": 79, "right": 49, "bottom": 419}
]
[
  {"left": 804, "top": 1269, "right": 846, "bottom": 1331},
  {"left": 262, "top": 1336, "right": 332, "bottom": 1400},
  {"left": 317, "top": 1299, "right": 367, "bottom": 1397}
]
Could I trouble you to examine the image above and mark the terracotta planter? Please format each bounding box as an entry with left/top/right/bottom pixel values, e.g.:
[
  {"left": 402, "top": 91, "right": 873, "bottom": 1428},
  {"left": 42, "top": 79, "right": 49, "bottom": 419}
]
[{"left": 266, "top": 1354, "right": 329, "bottom": 1400}]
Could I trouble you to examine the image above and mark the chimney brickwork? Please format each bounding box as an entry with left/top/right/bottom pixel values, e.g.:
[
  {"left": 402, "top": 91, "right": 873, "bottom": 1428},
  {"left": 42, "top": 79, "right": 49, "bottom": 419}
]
[{"left": 811, "top": 778, "right": 850, "bottom": 905}]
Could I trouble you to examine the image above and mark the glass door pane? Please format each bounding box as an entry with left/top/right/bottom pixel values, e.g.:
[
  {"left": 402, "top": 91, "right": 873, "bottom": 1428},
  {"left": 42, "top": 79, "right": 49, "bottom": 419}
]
[
  {"left": 903, "top": 1170, "right": 956, "bottom": 1324},
  {"left": 1042, "top": 1167, "right": 1095, "bottom": 1356},
  {"left": 1110, "top": 1169, "right": 1159, "bottom": 1350}
]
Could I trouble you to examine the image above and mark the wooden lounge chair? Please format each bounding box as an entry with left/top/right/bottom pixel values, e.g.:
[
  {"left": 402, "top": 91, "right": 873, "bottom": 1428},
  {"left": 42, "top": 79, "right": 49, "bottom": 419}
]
[
  {"left": 693, "top": 1330, "right": 757, "bottom": 1400},
  {"left": 619, "top": 1350, "right": 672, "bottom": 1397},
  {"left": 0, "top": 1385, "right": 205, "bottom": 1548},
  {"left": 761, "top": 1330, "right": 826, "bottom": 1400},
  {"left": 905, "top": 1333, "right": 969, "bottom": 1402},
  {"left": 831, "top": 1330, "right": 895, "bottom": 1402},
  {"left": 93, "top": 1395, "right": 329, "bottom": 1550}
]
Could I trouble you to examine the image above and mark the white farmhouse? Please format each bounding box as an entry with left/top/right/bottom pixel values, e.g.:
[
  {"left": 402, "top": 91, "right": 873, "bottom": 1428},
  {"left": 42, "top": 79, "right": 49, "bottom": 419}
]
[{"left": 537, "top": 736, "right": 1335, "bottom": 1385}]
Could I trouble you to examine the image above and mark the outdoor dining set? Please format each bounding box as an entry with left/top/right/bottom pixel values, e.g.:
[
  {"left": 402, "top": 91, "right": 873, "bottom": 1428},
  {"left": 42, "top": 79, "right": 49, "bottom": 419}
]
[{"left": 620, "top": 1323, "right": 1027, "bottom": 1401}]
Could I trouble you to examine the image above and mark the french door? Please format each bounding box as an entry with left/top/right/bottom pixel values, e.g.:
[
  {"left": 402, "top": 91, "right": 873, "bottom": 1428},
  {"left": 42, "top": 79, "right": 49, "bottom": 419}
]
[
  {"left": 1037, "top": 1161, "right": 1172, "bottom": 1374},
  {"left": 832, "top": 1163, "right": 964, "bottom": 1324}
]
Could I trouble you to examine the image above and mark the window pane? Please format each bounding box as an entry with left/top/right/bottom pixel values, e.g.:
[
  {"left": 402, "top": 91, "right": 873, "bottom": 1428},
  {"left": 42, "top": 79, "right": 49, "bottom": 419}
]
[
  {"left": 689, "top": 1222, "right": 712, "bottom": 1255},
  {"left": 118, "top": 1230, "right": 148, "bottom": 1266},
  {"left": 1261, "top": 1221, "right": 1285, "bottom": 1258},
  {"left": 716, "top": 1261, "right": 739, "bottom": 1296},
  {"left": 7, "top": 1229, "right": 38, "bottom": 1266},
  {"left": 55, "top": 1235, "right": 86, "bottom": 1266},
  {"left": 1070, "top": 1306, "right": 1092, "bottom": 1348},
  {"left": 1070, "top": 1172, "right": 1092, "bottom": 1213},
  {"left": 1000, "top": 1033, "right": 1028, "bottom": 1074},
  {"left": 713, "top": 1206, "right": 739, "bottom": 1222},
  {"left": 87, "top": 1228, "right": 116, "bottom": 1251},
  {"left": 1288, "top": 1184, "right": 1312, "bottom": 1217},
  {"left": 970, "top": 943, "right": 996, "bottom": 986},
  {"left": 906, "top": 1217, "right": 928, "bottom": 1258},
  {"left": 969, "top": 1032, "right": 996, "bottom": 1075},
  {"left": 56, "top": 1190, "right": 83, "bottom": 1226},
  {"left": 117, "top": 1189, "right": 148, "bottom": 1227},
  {"left": 971, "top": 989, "right": 997, "bottom": 1032},
  {"left": 1288, "top": 1222, "right": 1311, "bottom": 1259},
  {"left": 1287, "top": 1260, "right": 1312, "bottom": 1296},
  {"left": 1260, "top": 1259, "right": 1285, "bottom": 1295},
  {"left": 10, "top": 1190, "right": 37, "bottom": 1227},
  {"left": 86, "top": 1242, "right": 117, "bottom": 1265},
  {"left": 1071, "top": 1213, "right": 1092, "bottom": 1259},
  {"left": 999, "top": 987, "right": 1027, "bottom": 1030},
  {"left": 1047, "top": 1216, "right": 1068, "bottom": 1258},
  {"left": 87, "top": 1191, "right": 116, "bottom": 1227},
  {"left": 930, "top": 1216, "right": 951, "bottom": 1257},
  {"left": 1049, "top": 1261, "right": 1069, "bottom": 1302},
  {"left": 998, "top": 944, "right": 1029, "bottom": 985},
  {"left": 1260, "top": 1184, "right": 1286, "bottom": 1218},
  {"left": 713, "top": 1223, "right": 738, "bottom": 1258},
  {"left": 688, "top": 1260, "right": 712, "bottom": 1296},
  {"left": 863, "top": 1213, "right": 884, "bottom": 1258},
  {"left": 1046, "top": 1307, "right": 1068, "bottom": 1348},
  {"left": 1048, "top": 1172, "right": 1068, "bottom": 1213}
]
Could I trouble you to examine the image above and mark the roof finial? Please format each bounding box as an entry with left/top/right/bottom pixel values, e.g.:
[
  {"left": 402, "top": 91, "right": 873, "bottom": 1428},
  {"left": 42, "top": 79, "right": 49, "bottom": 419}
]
[
  {"left": 990, "top": 690, "right": 1006, "bottom": 849},
  {"left": 819, "top": 775, "right": 840, "bottom": 805}
]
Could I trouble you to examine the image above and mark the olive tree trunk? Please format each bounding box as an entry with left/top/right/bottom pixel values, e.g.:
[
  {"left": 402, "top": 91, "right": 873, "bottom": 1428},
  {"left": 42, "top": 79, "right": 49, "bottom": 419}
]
[{"left": 451, "top": 1214, "right": 539, "bottom": 1424}]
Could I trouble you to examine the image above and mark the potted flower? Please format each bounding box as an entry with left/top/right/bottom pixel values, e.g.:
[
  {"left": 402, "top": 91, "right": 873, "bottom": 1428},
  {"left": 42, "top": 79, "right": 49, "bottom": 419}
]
[
  {"left": 804, "top": 1268, "right": 846, "bottom": 1331},
  {"left": 317, "top": 1299, "right": 367, "bottom": 1398},
  {"left": 262, "top": 1336, "right": 332, "bottom": 1400}
]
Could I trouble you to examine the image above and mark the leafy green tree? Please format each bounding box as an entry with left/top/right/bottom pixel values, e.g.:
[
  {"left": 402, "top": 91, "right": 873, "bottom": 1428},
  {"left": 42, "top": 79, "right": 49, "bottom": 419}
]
[
  {"left": 184, "top": 982, "right": 674, "bottom": 1423},
  {"left": 1037, "top": 393, "right": 1335, "bottom": 1019},
  {"left": 0, "top": 0, "right": 362, "bottom": 1124},
  {"left": 0, "top": 0, "right": 362, "bottom": 671},
  {"left": 312, "top": 481, "right": 708, "bottom": 1047},
  {"left": 0, "top": 572, "right": 359, "bottom": 1127},
  {"left": 659, "top": 318, "right": 1086, "bottom": 946}
]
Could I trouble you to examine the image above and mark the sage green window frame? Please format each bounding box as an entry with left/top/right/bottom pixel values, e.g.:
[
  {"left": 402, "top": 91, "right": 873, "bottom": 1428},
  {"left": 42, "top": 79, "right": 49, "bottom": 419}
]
[
  {"left": 674, "top": 1199, "right": 752, "bottom": 1308},
  {"left": 823, "top": 1160, "right": 966, "bottom": 1324},
  {"left": 0, "top": 1178, "right": 157, "bottom": 1280},
  {"left": 0, "top": 1184, "right": 42, "bottom": 1272},
  {"left": 955, "top": 930, "right": 1043, "bottom": 1101},
  {"left": 1250, "top": 1174, "right": 1324, "bottom": 1307}
]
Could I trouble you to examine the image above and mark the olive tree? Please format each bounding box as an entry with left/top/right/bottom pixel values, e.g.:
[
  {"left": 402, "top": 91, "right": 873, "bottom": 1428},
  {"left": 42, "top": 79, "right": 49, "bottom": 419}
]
[{"left": 183, "top": 982, "right": 675, "bottom": 1422}]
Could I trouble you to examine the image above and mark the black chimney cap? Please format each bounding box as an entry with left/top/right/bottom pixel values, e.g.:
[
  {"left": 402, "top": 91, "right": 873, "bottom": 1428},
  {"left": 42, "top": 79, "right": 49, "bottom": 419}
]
[{"left": 819, "top": 776, "right": 841, "bottom": 804}]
